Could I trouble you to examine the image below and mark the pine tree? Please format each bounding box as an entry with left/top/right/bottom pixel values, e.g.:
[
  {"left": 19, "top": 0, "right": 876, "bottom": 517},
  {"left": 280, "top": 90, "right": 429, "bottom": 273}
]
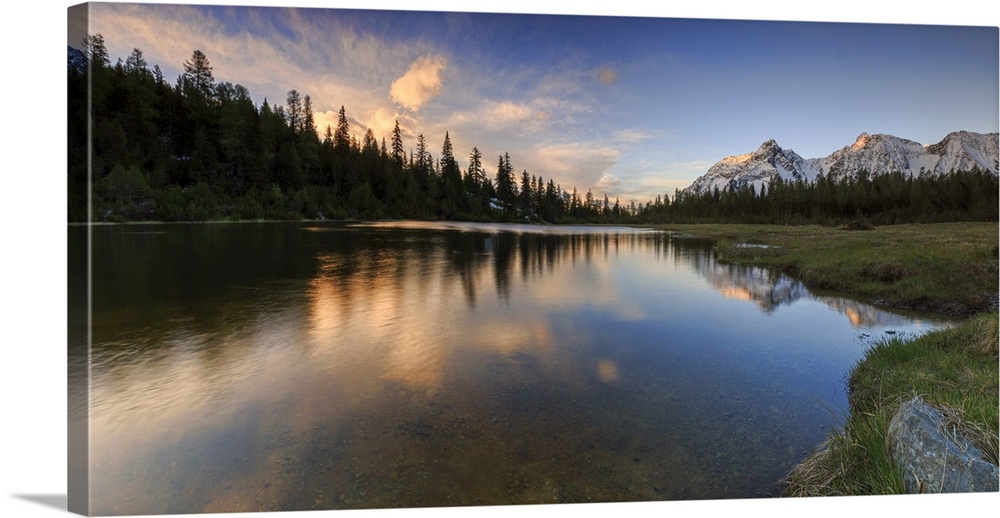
[
  {"left": 82, "top": 33, "right": 110, "bottom": 68},
  {"left": 466, "top": 147, "right": 484, "bottom": 191},
  {"left": 495, "top": 152, "right": 517, "bottom": 213},
  {"left": 302, "top": 95, "right": 316, "bottom": 137},
  {"left": 334, "top": 106, "right": 351, "bottom": 150},
  {"left": 182, "top": 50, "right": 214, "bottom": 99},
  {"left": 439, "top": 132, "right": 463, "bottom": 217},
  {"left": 285, "top": 90, "right": 302, "bottom": 133},
  {"left": 391, "top": 120, "right": 404, "bottom": 166},
  {"left": 415, "top": 134, "right": 429, "bottom": 171},
  {"left": 124, "top": 48, "right": 147, "bottom": 76},
  {"left": 297, "top": 94, "right": 320, "bottom": 183},
  {"left": 519, "top": 169, "right": 532, "bottom": 214}
]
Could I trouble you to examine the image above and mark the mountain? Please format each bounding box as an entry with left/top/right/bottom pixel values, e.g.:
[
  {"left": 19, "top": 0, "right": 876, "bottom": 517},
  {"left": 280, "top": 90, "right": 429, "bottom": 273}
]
[
  {"left": 923, "top": 131, "right": 999, "bottom": 176},
  {"left": 686, "top": 131, "right": 999, "bottom": 194},
  {"left": 68, "top": 45, "right": 87, "bottom": 74},
  {"left": 686, "top": 139, "right": 820, "bottom": 195}
]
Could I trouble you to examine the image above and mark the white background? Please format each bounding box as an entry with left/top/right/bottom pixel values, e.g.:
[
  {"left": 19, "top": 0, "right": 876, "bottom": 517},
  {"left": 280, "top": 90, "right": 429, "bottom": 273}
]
[{"left": 2, "top": 1, "right": 997, "bottom": 517}]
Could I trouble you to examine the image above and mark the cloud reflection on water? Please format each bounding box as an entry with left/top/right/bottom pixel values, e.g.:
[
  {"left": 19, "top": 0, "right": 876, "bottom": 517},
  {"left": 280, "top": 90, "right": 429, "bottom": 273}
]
[{"left": 83, "top": 222, "right": 950, "bottom": 513}]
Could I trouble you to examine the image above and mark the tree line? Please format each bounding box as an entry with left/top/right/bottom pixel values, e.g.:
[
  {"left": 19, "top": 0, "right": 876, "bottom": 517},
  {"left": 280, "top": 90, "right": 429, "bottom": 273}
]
[
  {"left": 68, "top": 35, "right": 596, "bottom": 224},
  {"left": 637, "top": 170, "right": 998, "bottom": 226},
  {"left": 69, "top": 34, "right": 998, "bottom": 226}
]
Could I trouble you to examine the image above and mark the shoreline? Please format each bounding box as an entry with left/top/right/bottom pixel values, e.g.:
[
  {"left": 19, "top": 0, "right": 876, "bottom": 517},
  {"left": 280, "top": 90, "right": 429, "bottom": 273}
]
[
  {"left": 648, "top": 222, "right": 998, "bottom": 495},
  {"left": 647, "top": 222, "right": 999, "bottom": 319}
]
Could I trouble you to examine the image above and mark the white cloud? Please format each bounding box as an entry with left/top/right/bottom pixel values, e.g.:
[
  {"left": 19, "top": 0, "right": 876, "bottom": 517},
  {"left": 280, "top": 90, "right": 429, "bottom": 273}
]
[{"left": 390, "top": 55, "right": 448, "bottom": 112}]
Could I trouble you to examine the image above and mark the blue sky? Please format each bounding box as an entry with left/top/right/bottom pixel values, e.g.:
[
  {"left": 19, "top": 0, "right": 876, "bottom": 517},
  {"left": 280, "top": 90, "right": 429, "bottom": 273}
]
[{"left": 77, "top": 2, "right": 998, "bottom": 203}]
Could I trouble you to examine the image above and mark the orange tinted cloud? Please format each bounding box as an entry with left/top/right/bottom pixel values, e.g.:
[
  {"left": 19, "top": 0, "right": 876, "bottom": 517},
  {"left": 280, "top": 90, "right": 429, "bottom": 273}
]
[
  {"left": 598, "top": 67, "right": 618, "bottom": 85},
  {"left": 390, "top": 55, "right": 447, "bottom": 111}
]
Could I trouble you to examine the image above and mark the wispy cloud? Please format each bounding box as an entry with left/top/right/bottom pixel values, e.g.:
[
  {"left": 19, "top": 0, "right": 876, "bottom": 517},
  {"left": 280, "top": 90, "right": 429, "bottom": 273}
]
[
  {"left": 531, "top": 143, "right": 621, "bottom": 191},
  {"left": 614, "top": 129, "right": 652, "bottom": 144},
  {"left": 594, "top": 172, "right": 622, "bottom": 192},
  {"left": 608, "top": 162, "right": 717, "bottom": 202}
]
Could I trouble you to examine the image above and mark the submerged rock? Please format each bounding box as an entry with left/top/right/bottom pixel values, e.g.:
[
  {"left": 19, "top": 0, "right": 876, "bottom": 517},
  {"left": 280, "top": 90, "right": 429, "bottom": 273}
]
[{"left": 887, "top": 396, "right": 998, "bottom": 493}]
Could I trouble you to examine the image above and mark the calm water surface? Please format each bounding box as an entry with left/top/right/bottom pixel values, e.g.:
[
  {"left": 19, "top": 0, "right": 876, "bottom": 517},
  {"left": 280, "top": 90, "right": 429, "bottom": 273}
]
[{"left": 75, "top": 221, "right": 950, "bottom": 514}]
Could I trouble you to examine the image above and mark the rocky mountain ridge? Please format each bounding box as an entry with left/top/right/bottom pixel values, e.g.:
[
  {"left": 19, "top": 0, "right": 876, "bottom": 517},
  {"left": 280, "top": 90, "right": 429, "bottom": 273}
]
[{"left": 686, "top": 131, "right": 999, "bottom": 195}]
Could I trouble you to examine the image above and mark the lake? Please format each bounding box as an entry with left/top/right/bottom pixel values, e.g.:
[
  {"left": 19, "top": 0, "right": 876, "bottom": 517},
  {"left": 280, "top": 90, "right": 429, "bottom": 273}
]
[{"left": 70, "top": 221, "right": 949, "bottom": 514}]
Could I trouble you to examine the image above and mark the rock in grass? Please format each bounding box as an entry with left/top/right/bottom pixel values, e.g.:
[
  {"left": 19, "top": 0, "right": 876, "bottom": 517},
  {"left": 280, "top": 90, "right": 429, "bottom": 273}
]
[{"left": 888, "top": 396, "right": 998, "bottom": 493}]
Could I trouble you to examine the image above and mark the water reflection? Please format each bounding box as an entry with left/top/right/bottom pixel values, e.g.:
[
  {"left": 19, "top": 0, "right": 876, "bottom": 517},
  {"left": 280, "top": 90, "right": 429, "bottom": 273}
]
[
  {"left": 81, "top": 222, "right": 950, "bottom": 514},
  {"left": 681, "top": 238, "right": 942, "bottom": 329},
  {"left": 323, "top": 222, "right": 933, "bottom": 330}
]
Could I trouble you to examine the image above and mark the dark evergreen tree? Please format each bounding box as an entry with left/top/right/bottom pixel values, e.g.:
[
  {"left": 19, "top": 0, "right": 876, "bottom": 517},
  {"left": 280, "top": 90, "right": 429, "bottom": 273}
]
[
  {"left": 439, "top": 132, "right": 464, "bottom": 218},
  {"left": 391, "top": 120, "right": 405, "bottom": 166},
  {"left": 297, "top": 94, "right": 320, "bottom": 184},
  {"left": 519, "top": 169, "right": 532, "bottom": 215},
  {"left": 495, "top": 152, "right": 517, "bottom": 215},
  {"left": 334, "top": 106, "right": 351, "bottom": 150},
  {"left": 285, "top": 90, "right": 303, "bottom": 133},
  {"left": 182, "top": 50, "right": 214, "bottom": 100}
]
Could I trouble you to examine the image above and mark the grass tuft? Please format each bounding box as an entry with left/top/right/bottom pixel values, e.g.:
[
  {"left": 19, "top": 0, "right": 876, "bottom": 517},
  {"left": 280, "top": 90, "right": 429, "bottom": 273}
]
[
  {"left": 783, "top": 407, "right": 906, "bottom": 496},
  {"left": 937, "top": 403, "right": 999, "bottom": 466},
  {"left": 970, "top": 311, "right": 1000, "bottom": 358}
]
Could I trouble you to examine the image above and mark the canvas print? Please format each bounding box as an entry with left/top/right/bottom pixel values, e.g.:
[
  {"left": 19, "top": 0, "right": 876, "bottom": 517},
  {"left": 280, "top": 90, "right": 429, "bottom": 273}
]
[{"left": 67, "top": 2, "right": 999, "bottom": 516}]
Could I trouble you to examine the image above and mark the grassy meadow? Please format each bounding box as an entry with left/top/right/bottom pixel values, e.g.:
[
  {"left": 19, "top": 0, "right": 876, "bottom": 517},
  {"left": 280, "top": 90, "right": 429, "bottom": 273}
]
[{"left": 653, "top": 222, "right": 998, "bottom": 317}]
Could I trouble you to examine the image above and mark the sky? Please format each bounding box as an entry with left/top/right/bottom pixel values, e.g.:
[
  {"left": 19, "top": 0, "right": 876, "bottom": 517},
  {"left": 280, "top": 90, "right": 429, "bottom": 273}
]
[{"left": 70, "top": 1, "right": 999, "bottom": 203}]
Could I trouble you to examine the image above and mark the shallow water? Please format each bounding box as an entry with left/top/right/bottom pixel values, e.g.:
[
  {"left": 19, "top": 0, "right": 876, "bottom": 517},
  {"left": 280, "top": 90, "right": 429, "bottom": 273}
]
[{"left": 73, "top": 221, "right": 949, "bottom": 514}]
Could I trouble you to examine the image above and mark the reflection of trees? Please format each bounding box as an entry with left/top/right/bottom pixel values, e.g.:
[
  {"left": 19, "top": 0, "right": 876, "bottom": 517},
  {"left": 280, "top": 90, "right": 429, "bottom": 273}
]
[
  {"left": 442, "top": 231, "right": 490, "bottom": 308},
  {"left": 492, "top": 233, "right": 515, "bottom": 303},
  {"left": 474, "top": 232, "right": 667, "bottom": 308},
  {"left": 309, "top": 227, "right": 679, "bottom": 312}
]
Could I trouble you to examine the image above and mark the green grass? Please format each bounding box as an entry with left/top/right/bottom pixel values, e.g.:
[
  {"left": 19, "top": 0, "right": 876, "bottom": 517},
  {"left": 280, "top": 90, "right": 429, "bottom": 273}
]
[
  {"left": 782, "top": 312, "right": 999, "bottom": 496},
  {"left": 648, "top": 222, "right": 999, "bottom": 317}
]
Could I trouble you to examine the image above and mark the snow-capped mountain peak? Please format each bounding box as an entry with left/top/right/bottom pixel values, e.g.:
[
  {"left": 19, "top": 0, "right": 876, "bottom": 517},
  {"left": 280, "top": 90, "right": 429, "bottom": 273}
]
[
  {"left": 68, "top": 45, "right": 88, "bottom": 74},
  {"left": 685, "top": 139, "right": 818, "bottom": 195},
  {"left": 685, "top": 131, "right": 998, "bottom": 194},
  {"left": 812, "top": 133, "right": 927, "bottom": 181}
]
